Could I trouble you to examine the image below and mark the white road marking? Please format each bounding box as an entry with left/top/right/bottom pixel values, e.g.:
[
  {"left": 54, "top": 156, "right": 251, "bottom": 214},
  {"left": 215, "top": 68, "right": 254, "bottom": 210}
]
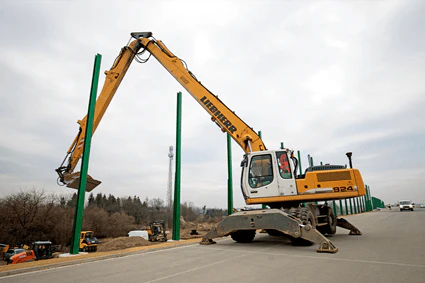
[
  {"left": 0, "top": 243, "right": 201, "bottom": 279},
  {"left": 141, "top": 245, "right": 279, "bottom": 283},
  {"left": 195, "top": 246, "right": 425, "bottom": 268}
]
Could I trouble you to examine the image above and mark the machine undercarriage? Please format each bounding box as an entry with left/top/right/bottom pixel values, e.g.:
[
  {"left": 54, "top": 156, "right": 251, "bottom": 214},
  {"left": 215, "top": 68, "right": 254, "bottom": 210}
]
[{"left": 200, "top": 204, "right": 362, "bottom": 254}]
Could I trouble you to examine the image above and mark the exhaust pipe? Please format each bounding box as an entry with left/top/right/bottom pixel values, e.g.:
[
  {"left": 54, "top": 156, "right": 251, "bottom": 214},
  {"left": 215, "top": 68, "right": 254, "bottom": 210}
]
[{"left": 346, "top": 152, "right": 353, "bottom": 169}]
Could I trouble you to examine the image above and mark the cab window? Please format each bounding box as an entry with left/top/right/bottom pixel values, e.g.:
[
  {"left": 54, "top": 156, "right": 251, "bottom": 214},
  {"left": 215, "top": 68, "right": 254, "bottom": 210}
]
[
  {"left": 276, "top": 151, "right": 292, "bottom": 179},
  {"left": 248, "top": 154, "right": 273, "bottom": 188}
]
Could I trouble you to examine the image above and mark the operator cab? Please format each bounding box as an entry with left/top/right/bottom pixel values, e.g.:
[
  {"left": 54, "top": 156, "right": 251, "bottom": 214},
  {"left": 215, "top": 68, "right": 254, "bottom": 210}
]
[{"left": 241, "top": 149, "right": 298, "bottom": 200}]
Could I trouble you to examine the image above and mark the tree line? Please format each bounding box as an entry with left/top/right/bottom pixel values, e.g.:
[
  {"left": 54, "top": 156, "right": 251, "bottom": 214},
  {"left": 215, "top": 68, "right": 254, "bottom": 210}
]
[{"left": 0, "top": 189, "right": 227, "bottom": 248}]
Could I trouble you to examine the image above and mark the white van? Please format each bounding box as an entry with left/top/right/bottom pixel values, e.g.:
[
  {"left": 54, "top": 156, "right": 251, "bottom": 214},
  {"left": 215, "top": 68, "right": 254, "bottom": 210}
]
[
  {"left": 128, "top": 230, "right": 149, "bottom": 240},
  {"left": 398, "top": 200, "right": 414, "bottom": 211}
]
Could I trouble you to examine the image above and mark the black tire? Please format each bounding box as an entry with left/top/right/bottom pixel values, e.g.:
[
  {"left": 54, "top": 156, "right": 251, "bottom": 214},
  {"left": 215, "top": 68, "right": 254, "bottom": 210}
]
[
  {"left": 82, "top": 246, "right": 87, "bottom": 252},
  {"left": 317, "top": 207, "right": 337, "bottom": 235},
  {"left": 230, "top": 230, "right": 256, "bottom": 243},
  {"left": 288, "top": 207, "right": 298, "bottom": 218},
  {"left": 289, "top": 207, "right": 316, "bottom": 246}
]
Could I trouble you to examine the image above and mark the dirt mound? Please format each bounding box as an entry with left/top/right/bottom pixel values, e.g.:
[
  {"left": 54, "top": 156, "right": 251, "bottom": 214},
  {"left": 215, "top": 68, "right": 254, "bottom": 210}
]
[{"left": 97, "top": 237, "right": 151, "bottom": 252}]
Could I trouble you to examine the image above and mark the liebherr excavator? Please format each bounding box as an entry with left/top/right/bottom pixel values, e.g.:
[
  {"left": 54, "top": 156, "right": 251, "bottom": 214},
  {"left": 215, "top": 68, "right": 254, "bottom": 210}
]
[{"left": 56, "top": 32, "right": 366, "bottom": 253}]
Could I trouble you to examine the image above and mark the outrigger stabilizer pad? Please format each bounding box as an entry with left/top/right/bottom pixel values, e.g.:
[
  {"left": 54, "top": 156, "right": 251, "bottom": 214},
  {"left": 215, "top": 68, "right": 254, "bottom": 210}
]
[{"left": 337, "top": 218, "right": 362, "bottom": 235}]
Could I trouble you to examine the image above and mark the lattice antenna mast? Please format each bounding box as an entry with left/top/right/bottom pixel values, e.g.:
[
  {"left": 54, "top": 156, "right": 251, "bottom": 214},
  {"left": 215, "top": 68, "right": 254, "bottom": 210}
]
[{"left": 167, "top": 146, "right": 174, "bottom": 212}]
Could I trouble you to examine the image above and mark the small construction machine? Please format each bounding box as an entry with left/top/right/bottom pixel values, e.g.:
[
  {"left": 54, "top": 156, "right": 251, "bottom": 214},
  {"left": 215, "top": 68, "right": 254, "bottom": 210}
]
[
  {"left": 79, "top": 231, "right": 98, "bottom": 252},
  {"left": 56, "top": 32, "right": 367, "bottom": 253},
  {"left": 6, "top": 241, "right": 53, "bottom": 264},
  {"left": 146, "top": 221, "right": 167, "bottom": 242}
]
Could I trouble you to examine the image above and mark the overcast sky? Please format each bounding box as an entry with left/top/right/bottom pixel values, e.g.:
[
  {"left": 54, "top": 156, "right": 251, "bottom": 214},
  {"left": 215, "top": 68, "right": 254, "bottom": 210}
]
[{"left": 1, "top": 0, "right": 424, "bottom": 208}]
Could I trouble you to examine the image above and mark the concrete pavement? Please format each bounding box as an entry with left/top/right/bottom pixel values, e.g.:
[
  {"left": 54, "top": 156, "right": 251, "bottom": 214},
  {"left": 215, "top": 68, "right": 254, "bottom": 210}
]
[{"left": 1, "top": 208, "right": 425, "bottom": 283}]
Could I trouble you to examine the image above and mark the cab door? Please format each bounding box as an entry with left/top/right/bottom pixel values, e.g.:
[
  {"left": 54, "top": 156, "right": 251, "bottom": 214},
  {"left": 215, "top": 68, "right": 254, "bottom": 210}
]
[
  {"left": 243, "top": 152, "right": 280, "bottom": 198},
  {"left": 275, "top": 151, "right": 297, "bottom": 196}
]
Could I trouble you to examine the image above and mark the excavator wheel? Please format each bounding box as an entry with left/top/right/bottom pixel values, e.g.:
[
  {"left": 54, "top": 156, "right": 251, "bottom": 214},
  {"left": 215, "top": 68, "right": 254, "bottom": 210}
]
[
  {"left": 230, "top": 230, "right": 256, "bottom": 243},
  {"left": 317, "top": 206, "right": 337, "bottom": 235},
  {"left": 289, "top": 207, "right": 316, "bottom": 246}
]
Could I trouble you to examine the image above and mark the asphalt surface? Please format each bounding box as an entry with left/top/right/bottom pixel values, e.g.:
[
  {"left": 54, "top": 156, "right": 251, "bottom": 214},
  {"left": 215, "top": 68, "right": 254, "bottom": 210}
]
[{"left": 1, "top": 208, "right": 425, "bottom": 283}]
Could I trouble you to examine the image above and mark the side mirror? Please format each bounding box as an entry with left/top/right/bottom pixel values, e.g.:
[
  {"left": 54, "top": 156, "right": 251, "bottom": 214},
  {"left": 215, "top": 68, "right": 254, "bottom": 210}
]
[{"left": 240, "top": 156, "right": 248, "bottom": 167}]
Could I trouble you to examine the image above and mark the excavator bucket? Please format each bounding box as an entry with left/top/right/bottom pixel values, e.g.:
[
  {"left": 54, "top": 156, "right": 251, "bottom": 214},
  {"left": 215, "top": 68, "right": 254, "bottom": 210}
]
[{"left": 64, "top": 172, "right": 101, "bottom": 192}]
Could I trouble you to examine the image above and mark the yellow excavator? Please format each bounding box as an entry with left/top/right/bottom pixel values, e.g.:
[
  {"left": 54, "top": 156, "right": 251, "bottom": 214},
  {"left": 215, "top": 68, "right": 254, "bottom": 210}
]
[{"left": 56, "top": 32, "right": 366, "bottom": 253}]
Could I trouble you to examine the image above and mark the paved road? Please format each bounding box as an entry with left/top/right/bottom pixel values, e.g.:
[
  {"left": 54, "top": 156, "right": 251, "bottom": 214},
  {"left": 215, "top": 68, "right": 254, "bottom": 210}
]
[{"left": 2, "top": 208, "right": 425, "bottom": 283}]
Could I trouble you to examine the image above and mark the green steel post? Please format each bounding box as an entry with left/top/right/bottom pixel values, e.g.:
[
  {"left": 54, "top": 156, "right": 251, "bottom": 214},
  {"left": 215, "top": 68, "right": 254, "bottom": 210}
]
[
  {"left": 227, "top": 133, "right": 233, "bottom": 215},
  {"left": 357, "top": 197, "right": 363, "bottom": 212},
  {"left": 345, "top": 199, "right": 348, "bottom": 215},
  {"left": 350, "top": 198, "right": 353, "bottom": 214},
  {"left": 297, "top": 150, "right": 306, "bottom": 206},
  {"left": 70, "top": 54, "right": 102, "bottom": 254},
  {"left": 320, "top": 161, "right": 323, "bottom": 165},
  {"left": 339, "top": 200, "right": 343, "bottom": 215},
  {"left": 365, "top": 196, "right": 368, "bottom": 211},
  {"left": 297, "top": 150, "right": 302, "bottom": 175},
  {"left": 364, "top": 185, "right": 368, "bottom": 211},
  {"left": 365, "top": 185, "right": 369, "bottom": 211},
  {"left": 172, "top": 92, "right": 182, "bottom": 240},
  {"left": 365, "top": 185, "right": 369, "bottom": 212},
  {"left": 332, "top": 200, "right": 337, "bottom": 216},
  {"left": 259, "top": 131, "right": 267, "bottom": 210},
  {"left": 364, "top": 185, "right": 369, "bottom": 212},
  {"left": 363, "top": 196, "right": 366, "bottom": 212},
  {"left": 368, "top": 186, "right": 372, "bottom": 211},
  {"left": 280, "top": 142, "right": 284, "bottom": 149},
  {"left": 358, "top": 198, "right": 361, "bottom": 213},
  {"left": 367, "top": 186, "right": 373, "bottom": 211},
  {"left": 355, "top": 198, "right": 359, "bottom": 213},
  {"left": 309, "top": 155, "right": 314, "bottom": 195}
]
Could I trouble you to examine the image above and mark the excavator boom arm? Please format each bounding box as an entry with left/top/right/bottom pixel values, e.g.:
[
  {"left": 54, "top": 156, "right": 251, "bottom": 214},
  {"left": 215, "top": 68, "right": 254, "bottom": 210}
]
[
  {"left": 135, "top": 34, "right": 266, "bottom": 153},
  {"left": 57, "top": 32, "right": 265, "bottom": 186}
]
